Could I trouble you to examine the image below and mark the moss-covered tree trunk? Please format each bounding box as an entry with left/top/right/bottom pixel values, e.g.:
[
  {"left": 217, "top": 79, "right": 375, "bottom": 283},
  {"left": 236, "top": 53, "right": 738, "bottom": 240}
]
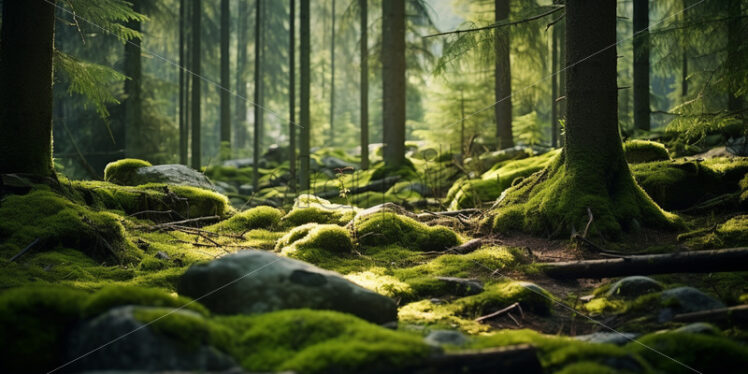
[
  {"left": 382, "top": 0, "right": 406, "bottom": 168},
  {"left": 0, "top": 0, "right": 57, "bottom": 176},
  {"left": 494, "top": 0, "right": 513, "bottom": 149},
  {"left": 490, "top": 0, "right": 676, "bottom": 239}
]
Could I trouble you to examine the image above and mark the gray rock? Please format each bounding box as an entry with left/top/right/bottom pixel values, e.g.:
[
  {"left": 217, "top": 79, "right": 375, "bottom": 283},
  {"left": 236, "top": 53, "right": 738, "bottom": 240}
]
[
  {"left": 177, "top": 250, "right": 398, "bottom": 324},
  {"left": 65, "top": 306, "right": 237, "bottom": 372},
  {"left": 424, "top": 330, "right": 470, "bottom": 347},
  {"left": 575, "top": 332, "right": 638, "bottom": 345},
  {"left": 673, "top": 322, "right": 721, "bottom": 335},
  {"left": 154, "top": 251, "right": 170, "bottom": 260},
  {"left": 126, "top": 164, "right": 216, "bottom": 191},
  {"left": 660, "top": 287, "right": 725, "bottom": 314},
  {"left": 434, "top": 277, "right": 484, "bottom": 296},
  {"left": 606, "top": 276, "right": 663, "bottom": 299},
  {"left": 320, "top": 155, "right": 357, "bottom": 170}
]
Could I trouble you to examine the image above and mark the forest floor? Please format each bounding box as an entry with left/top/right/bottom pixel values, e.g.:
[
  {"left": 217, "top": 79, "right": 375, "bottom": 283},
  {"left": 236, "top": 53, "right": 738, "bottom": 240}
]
[{"left": 1, "top": 140, "right": 748, "bottom": 373}]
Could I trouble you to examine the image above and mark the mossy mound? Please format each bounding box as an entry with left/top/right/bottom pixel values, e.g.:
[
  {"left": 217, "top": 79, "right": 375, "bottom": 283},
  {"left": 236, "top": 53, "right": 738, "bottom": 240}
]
[
  {"left": 207, "top": 206, "right": 283, "bottom": 232},
  {"left": 623, "top": 140, "right": 670, "bottom": 163},
  {"left": 679, "top": 214, "right": 748, "bottom": 249},
  {"left": 355, "top": 212, "right": 461, "bottom": 251},
  {"left": 70, "top": 180, "right": 231, "bottom": 219},
  {"left": 222, "top": 309, "right": 432, "bottom": 373},
  {"left": 0, "top": 285, "right": 207, "bottom": 373},
  {"left": 490, "top": 151, "right": 680, "bottom": 239},
  {"left": 276, "top": 223, "right": 354, "bottom": 253},
  {"left": 446, "top": 150, "right": 559, "bottom": 210},
  {"left": 370, "top": 158, "right": 418, "bottom": 181},
  {"left": 0, "top": 190, "right": 140, "bottom": 264},
  {"left": 627, "top": 331, "right": 748, "bottom": 373},
  {"left": 282, "top": 194, "right": 357, "bottom": 226},
  {"left": 104, "top": 158, "right": 152, "bottom": 184}
]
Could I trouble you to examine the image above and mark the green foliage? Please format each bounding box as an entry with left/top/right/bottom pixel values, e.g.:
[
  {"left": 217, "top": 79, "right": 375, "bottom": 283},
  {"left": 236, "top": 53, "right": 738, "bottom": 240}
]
[
  {"left": 355, "top": 212, "right": 461, "bottom": 251},
  {"left": 54, "top": 51, "right": 128, "bottom": 118},
  {"left": 104, "top": 158, "right": 152, "bottom": 184},
  {"left": 207, "top": 206, "right": 283, "bottom": 232},
  {"left": 64, "top": 0, "right": 147, "bottom": 42},
  {"left": 623, "top": 140, "right": 670, "bottom": 163}
]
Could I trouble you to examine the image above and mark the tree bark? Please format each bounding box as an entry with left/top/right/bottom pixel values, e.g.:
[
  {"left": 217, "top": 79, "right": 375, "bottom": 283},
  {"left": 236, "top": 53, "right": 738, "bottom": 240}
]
[
  {"left": 234, "top": 0, "right": 249, "bottom": 150},
  {"left": 633, "top": 0, "right": 650, "bottom": 131},
  {"left": 360, "top": 0, "right": 369, "bottom": 170},
  {"left": 494, "top": 0, "right": 513, "bottom": 149},
  {"left": 558, "top": 17, "right": 566, "bottom": 146},
  {"left": 220, "top": 0, "right": 231, "bottom": 159},
  {"left": 329, "top": 0, "right": 336, "bottom": 146},
  {"left": 299, "top": 0, "right": 311, "bottom": 190},
  {"left": 551, "top": 21, "right": 559, "bottom": 148},
  {"left": 253, "top": 0, "right": 264, "bottom": 189},
  {"left": 179, "top": 0, "right": 188, "bottom": 165},
  {"left": 190, "top": 0, "right": 202, "bottom": 170},
  {"left": 289, "top": 0, "right": 297, "bottom": 192},
  {"left": 0, "top": 0, "right": 57, "bottom": 176},
  {"left": 681, "top": 0, "right": 689, "bottom": 100},
  {"left": 726, "top": 0, "right": 742, "bottom": 113},
  {"left": 541, "top": 248, "right": 748, "bottom": 279},
  {"left": 124, "top": 0, "right": 143, "bottom": 159},
  {"left": 382, "top": 0, "right": 406, "bottom": 168}
]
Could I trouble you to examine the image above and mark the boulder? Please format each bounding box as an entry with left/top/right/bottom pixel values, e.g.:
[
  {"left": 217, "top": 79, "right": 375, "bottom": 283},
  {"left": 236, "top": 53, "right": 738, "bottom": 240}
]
[
  {"left": 320, "top": 155, "right": 357, "bottom": 170},
  {"left": 658, "top": 287, "right": 725, "bottom": 322},
  {"left": 128, "top": 164, "right": 216, "bottom": 191},
  {"left": 177, "top": 250, "right": 398, "bottom": 324},
  {"left": 606, "top": 276, "right": 663, "bottom": 299},
  {"left": 575, "top": 332, "right": 638, "bottom": 345},
  {"left": 434, "top": 277, "right": 484, "bottom": 296},
  {"left": 65, "top": 306, "right": 237, "bottom": 372},
  {"left": 424, "top": 330, "right": 470, "bottom": 347},
  {"left": 673, "top": 322, "right": 721, "bottom": 335}
]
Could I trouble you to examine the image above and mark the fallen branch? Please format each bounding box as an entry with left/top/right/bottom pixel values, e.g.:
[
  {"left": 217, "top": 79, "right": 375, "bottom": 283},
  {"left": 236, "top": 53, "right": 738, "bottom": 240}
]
[
  {"left": 672, "top": 304, "right": 748, "bottom": 324},
  {"left": 9, "top": 238, "right": 40, "bottom": 262},
  {"left": 475, "top": 302, "right": 524, "bottom": 323},
  {"left": 147, "top": 216, "right": 221, "bottom": 230},
  {"left": 541, "top": 247, "right": 748, "bottom": 279}
]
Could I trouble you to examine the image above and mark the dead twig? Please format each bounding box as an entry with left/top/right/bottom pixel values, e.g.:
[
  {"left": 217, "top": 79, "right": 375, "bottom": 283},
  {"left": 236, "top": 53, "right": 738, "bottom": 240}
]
[
  {"left": 9, "top": 238, "right": 40, "bottom": 263},
  {"left": 475, "top": 302, "right": 523, "bottom": 323}
]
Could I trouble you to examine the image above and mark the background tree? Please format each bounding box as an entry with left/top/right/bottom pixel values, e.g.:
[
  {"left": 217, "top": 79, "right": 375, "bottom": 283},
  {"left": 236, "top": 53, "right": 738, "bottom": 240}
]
[
  {"left": 289, "top": 0, "right": 297, "bottom": 192},
  {"left": 381, "top": 0, "right": 406, "bottom": 168},
  {"left": 234, "top": 0, "right": 250, "bottom": 151},
  {"left": 299, "top": 0, "right": 311, "bottom": 190},
  {"left": 190, "top": 0, "right": 202, "bottom": 170},
  {"left": 360, "top": 0, "right": 369, "bottom": 170},
  {"left": 633, "top": 0, "right": 651, "bottom": 131},
  {"left": 253, "top": 0, "right": 264, "bottom": 189},
  {"left": 124, "top": 0, "right": 144, "bottom": 158},
  {"left": 494, "top": 0, "right": 513, "bottom": 149},
  {"left": 219, "top": 0, "right": 231, "bottom": 159}
]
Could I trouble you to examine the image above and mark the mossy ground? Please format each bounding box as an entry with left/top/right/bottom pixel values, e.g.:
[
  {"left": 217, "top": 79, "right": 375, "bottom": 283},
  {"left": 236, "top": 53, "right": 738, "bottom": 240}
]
[{"left": 3, "top": 147, "right": 748, "bottom": 373}]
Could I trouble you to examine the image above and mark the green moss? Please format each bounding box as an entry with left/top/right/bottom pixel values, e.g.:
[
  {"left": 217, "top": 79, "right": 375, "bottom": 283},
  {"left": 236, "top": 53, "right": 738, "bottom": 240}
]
[
  {"left": 282, "top": 195, "right": 357, "bottom": 226},
  {"left": 680, "top": 215, "right": 748, "bottom": 249},
  {"left": 627, "top": 331, "right": 748, "bottom": 373},
  {"left": 623, "top": 140, "right": 670, "bottom": 163},
  {"left": 207, "top": 206, "right": 283, "bottom": 232},
  {"left": 0, "top": 286, "right": 88, "bottom": 373},
  {"left": 555, "top": 362, "right": 623, "bottom": 374},
  {"left": 228, "top": 309, "right": 431, "bottom": 373},
  {"left": 81, "top": 285, "right": 208, "bottom": 318},
  {"left": 491, "top": 152, "right": 680, "bottom": 240},
  {"left": 370, "top": 158, "right": 418, "bottom": 181},
  {"left": 0, "top": 190, "right": 141, "bottom": 264},
  {"left": 277, "top": 223, "right": 354, "bottom": 254},
  {"left": 133, "top": 307, "right": 233, "bottom": 351},
  {"left": 355, "top": 212, "right": 461, "bottom": 251},
  {"left": 739, "top": 173, "right": 748, "bottom": 208},
  {"left": 104, "top": 158, "right": 152, "bottom": 184}
]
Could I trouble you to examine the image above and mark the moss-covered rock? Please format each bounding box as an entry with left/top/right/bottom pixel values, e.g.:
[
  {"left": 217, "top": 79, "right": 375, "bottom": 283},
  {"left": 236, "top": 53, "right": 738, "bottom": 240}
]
[
  {"left": 81, "top": 285, "right": 209, "bottom": 318},
  {"left": 282, "top": 194, "right": 357, "bottom": 226},
  {"left": 355, "top": 212, "right": 461, "bottom": 251},
  {"left": 104, "top": 158, "right": 152, "bottom": 184},
  {"left": 276, "top": 223, "right": 353, "bottom": 253},
  {"left": 207, "top": 206, "right": 282, "bottom": 232},
  {"left": 0, "top": 190, "right": 140, "bottom": 264},
  {"left": 623, "top": 140, "right": 670, "bottom": 163},
  {"left": 627, "top": 331, "right": 748, "bottom": 373}
]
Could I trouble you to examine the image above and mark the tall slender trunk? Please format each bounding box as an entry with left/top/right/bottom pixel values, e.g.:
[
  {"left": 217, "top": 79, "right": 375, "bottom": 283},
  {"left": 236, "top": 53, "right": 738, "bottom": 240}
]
[
  {"left": 460, "top": 90, "right": 465, "bottom": 159},
  {"left": 329, "top": 0, "right": 336, "bottom": 145},
  {"left": 494, "top": 0, "right": 513, "bottom": 149},
  {"left": 190, "top": 0, "right": 202, "bottom": 170},
  {"left": 0, "top": 0, "right": 57, "bottom": 176},
  {"left": 551, "top": 22, "right": 559, "bottom": 148},
  {"left": 299, "top": 0, "right": 311, "bottom": 190},
  {"left": 289, "top": 0, "right": 297, "bottom": 192},
  {"left": 382, "top": 0, "right": 406, "bottom": 168},
  {"left": 253, "top": 0, "right": 263, "bottom": 189},
  {"left": 558, "top": 17, "right": 566, "bottom": 146},
  {"left": 220, "top": 0, "right": 231, "bottom": 158},
  {"left": 235, "top": 0, "right": 249, "bottom": 150},
  {"left": 633, "top": 0, "right": 650, "bottom": 131},
  {"left": 360, "top": 0, "right": 369, "bottom": 170},
  {"left": 681, "top": 0, "right": 689, "bottom": 100},
  {"left": 726, "top": 0, "right": 742, "bottom": 112},
  {"left": 179, "top": 0, "right": 188, "bottom": 165},
  {"left": 124, "top": 0, "right": 143, "bottom": 158}
]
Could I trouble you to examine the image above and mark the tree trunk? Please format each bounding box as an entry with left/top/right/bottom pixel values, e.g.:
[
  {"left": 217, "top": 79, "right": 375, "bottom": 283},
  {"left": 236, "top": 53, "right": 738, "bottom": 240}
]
[
  {"left": 494, "top": 0, "right": 513, "bottom": 149},
  {"left": 460, "top": 90, "right": 465, "bottom": 159},
  {"left": 253, "top": 0, "right": 264, "bottom": 190},
  {"left": 681, "top": 0, "right": 689, "bottom": 100},
  {"left": 234, "top": 0, "right": 249, "bottom": 150},
  {"left": 179, "top": 0, "right": 188, "bottom": 165},
  {"left": 382, "top": 0, "right": 406, "bottom": 168},
  {"left": 551, "top": 21, "right": 559, "bottom": 148},
  {"left": 491, "top": 0, "right": 674, "bottom": 238},
  {"left": 299, "top": 0, "right": 311, "bottom": 190},
  {"left": 124, "top": 0, "right": 143, "bottom": 159},
  {"left": 360, "top": 0, "right": 369, "bottom": 170},
  {"left": 329, "top": 0, "right": 336, "bottom": 146},
  {"left": 289, "top": 0, "right": 297, "bottom": 192},
  {"left": 541, "top": 248, "right": 748, "bottom": 279},
  {"left": 726, "top": 0, "right": 742, "bottom": 113},
  {"left": 558, "top": 17, "right": 566, "bottom": 146},
  {"left": 219, "top": 0, "right": 231, "bottom": 159},
  {"left": 633, "top": 0, "right": 650, "bottom": 131},
  {"left": 190, "top": 0, "right": 202, "bottom": 170},
  {"left": 0, "top": 0, "right": 57, "bottom": 176}
]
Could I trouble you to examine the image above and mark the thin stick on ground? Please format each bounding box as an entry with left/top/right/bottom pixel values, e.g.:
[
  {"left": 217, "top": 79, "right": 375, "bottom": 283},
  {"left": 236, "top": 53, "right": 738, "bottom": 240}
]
[{"left": 475, "top": 302, "right": 524, "bottom": 322}]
